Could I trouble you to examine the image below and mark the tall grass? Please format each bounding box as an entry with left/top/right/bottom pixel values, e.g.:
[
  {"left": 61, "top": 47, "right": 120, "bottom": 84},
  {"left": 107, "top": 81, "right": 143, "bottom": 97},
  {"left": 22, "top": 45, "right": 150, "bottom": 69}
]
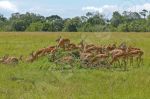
[{"left": 0, "top": 32, "right": 150, "bottom": 99}]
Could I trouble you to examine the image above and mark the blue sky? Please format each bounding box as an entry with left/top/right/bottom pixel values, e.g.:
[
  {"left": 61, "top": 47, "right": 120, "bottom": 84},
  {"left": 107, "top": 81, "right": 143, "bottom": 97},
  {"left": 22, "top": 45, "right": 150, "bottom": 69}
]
[{"left": 0, "top": 0, "right": 150, "bottom": 18}]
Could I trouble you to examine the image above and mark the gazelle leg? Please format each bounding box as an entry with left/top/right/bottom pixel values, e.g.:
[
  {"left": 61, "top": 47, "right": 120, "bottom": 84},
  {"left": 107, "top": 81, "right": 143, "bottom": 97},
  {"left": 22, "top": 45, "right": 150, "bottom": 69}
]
[
  {"left": 130, "top": 57, "right": 133, "bottom": 66},
  {"left": 138, "top": 56, "right": 143, "bottom": 67},
  {"left": 136, "top": 57, "right": 139, "bottom": 67},
  {"left": 123, "top": 59, "right": 127, "bottom": 71},
  {"left": 141, "top": 57, "right": 144, "bottom": 65}
]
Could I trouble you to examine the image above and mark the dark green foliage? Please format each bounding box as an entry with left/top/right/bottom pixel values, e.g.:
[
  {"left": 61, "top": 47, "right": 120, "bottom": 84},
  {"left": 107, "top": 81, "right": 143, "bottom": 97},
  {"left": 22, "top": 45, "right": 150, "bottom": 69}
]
[
  {"left": 63, "top": 17, "right": 82, "bottom": 32},
  {"left": 1, "top": 9, "right": 150, "bottom": 32},
  {"left": 111, "top": 11, "right": 123, "bottom": 27},
  {"left": 11, "top": 20, "right": 27, "bottom": 31},
  {"left": 26, "top": 22, "right": 43, "bottom": 31},
  {"left": 118, "top": 23, "right": 129, "bottom": 32}
]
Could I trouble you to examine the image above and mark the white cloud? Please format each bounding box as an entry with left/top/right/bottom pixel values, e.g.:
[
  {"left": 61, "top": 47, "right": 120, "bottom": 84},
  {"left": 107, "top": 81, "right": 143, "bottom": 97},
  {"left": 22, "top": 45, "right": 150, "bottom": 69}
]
[
  {"left": 127, "top": 3, "right": 150, "bottom": 12},
  {"left": 28, "top": 7, "right": 64, "bottom": 16},
  {"left": 82, "top": 5, "right": 118, "bottom": 13},
  {"left": 82, "top": 3, "right": 150, "bottom": 15},
  {"left": 0, "top": 1, "right": 18, "bottom": 12}
]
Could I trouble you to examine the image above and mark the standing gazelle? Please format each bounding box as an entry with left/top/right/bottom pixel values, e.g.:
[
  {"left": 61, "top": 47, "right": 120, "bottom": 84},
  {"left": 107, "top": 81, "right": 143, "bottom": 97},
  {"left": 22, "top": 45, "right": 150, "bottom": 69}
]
[
  {"left": 56, "top": 36, "right": 70, "bottom": 50},
  {"left": 127, "top": 47, "right": 144, "bottom": 66}
]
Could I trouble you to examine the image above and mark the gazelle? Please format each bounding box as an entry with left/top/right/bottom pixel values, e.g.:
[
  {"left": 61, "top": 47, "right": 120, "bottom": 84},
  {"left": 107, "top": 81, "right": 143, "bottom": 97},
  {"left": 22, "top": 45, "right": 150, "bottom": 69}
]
[
  {"left": 109, "top": 48, "right": 128, "bottom": 70},
  {"left": 78, "top": 40, "right": 96, "bottom": 52},
  {"left": 56, "top": 36, "right": 70, "bottom": 50},
  {"left": 127, "top": 48, "right": 144, "bottom": 66},
  {"left": 32, "top": 46, "right": 57, "bottom": 59},
  {"left": 80, "top": 52, "right": 94, "bottom": 66},
  {"left": 67, "top": 43, "right": 78, "bottom": 51},
  {"left": 128, "top": 46, "right": 141, "bottom": 51},
  {"left": 0, "top": 55, "right": 8, "bottom": 63},
  {"left": 0, "top": 55, "right": 22, "bottom": 65},
  {"left": 26, "top": 52, "right": 37, "bottom": 62},
  {"left": 38, "top": 46, "right": 56, "bottom": 56},
  {"left": 90, "top": 53, "right": 109, "bottom": 68},
  {"left": 106, "top": 44, "right": 117, "bottom": 52}
]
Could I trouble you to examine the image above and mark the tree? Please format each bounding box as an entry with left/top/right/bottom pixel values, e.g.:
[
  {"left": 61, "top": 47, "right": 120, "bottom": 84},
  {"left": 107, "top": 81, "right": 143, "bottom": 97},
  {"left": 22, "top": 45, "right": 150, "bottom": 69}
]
[
  {"left": 42, "top": 23, "right": 50, "bottom": 31},
  {"left": 86, "top": 12, "right": 93, "bottom": 18},
  {"left": 80, "top": 16, "right": 88, "bottom": 23},
  {"left": 42, "top": 18, "right": 64, "bottom": 32},
  {"left": 80, "top": 23, "right": 92, "bottom": 32},
  {"left": 0, "top": 14, "right": 7, "bottom": 22},
  {"left": 123, "top": 11, "right": 141, "bottom": 21},
  {"left": 26, "top": 22, "right": 43, "bottom": 31},
  {"left": 10, "top": 13, "right": 21, "bottom": 20},
  {"left": 0, "top": 14, "right": 7, "bottom": 31},
  {"left": 111, "top": 11, "right": 123, "bottom": 27},
  {"left": 46, "top": 15, "right": 62, "bottom": 21},
  {"left": 118, "top": 23, "right": 129, "bottom": 32},
  {"left": 140, "top": 9, "right": 148, "bottom": 19},
  {"left": 128, "top": 20, "right": 147, "bottom": 32},
  {"left": 0, "top": 10, "right": 150, "bottom": 32},
  {"left": 87, "top": 13, "right": 105, "bottom": 25},
  {"left": 11, "top": 20, "right": 26, "bottom": 31},
  {"left": 63, "top": 17, "right": 82, "bottom": 32}
]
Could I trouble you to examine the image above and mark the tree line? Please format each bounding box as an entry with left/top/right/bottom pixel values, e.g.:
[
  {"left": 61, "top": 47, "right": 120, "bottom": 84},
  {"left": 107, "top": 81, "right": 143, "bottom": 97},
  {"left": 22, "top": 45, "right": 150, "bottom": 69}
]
[{"left": 0, "top": 9, "right": 150, "bottom": 32}]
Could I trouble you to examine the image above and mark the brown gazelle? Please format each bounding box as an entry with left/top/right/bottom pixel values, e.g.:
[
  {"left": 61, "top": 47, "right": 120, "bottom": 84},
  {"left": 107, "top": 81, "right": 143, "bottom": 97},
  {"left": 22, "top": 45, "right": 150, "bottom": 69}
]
[
  {"left": 0, "top": 55, "right": 22, "bottom": 65},
  {"left": 6, "top": 38, "right": 143, "bottom": 70},
  {"left": 90, "top": 53, "right": 109, "bottom": 68},
  {"left": 26, "top": 52, "right": 37, "bottom": 62},
  {"left": 109, "top": 48, "right": 128, "bottom": 70},
  {"left": 67, "top": 43, "right": 78, "bottom": 51},
  {"left": 56, "top": 36, "right": 70, "bottom": 50},
  {"left": 80, "top": 52, "right": 94, "bottom": 66},
  {"left": 127, "top": 48, "right": 144, "bottom": 66},
  {"left": 37, "top": 46, "right": 56, "bottom": 56}
]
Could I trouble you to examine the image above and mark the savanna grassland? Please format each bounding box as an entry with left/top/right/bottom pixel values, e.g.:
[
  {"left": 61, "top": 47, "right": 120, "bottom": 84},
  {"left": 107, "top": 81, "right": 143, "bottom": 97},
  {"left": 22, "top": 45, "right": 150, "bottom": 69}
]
[{"left": 0, "top": 32, "right": 150, "bottom": 99}]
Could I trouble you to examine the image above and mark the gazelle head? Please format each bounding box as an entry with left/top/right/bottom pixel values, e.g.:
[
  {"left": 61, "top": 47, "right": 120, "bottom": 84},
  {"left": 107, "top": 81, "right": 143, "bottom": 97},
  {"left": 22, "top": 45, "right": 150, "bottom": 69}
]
[
  {"left": 119, "top": 42, "right": 127, "bottom": 50},
  {"left": 0, "top": 54, "right": 9, "bottom": 63},
  {"left": 26, "top": 51, "right": 36, "bottom": 62},
  {"left": 3, "top": 55, "right": 9, "bottom": 59}
]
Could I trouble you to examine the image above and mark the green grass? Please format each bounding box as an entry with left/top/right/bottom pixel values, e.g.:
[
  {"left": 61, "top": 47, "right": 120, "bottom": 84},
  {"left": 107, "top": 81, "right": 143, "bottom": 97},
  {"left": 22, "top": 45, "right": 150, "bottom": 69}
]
[{"left": 0, "top": 32, "right": 150, "bottom": 99}]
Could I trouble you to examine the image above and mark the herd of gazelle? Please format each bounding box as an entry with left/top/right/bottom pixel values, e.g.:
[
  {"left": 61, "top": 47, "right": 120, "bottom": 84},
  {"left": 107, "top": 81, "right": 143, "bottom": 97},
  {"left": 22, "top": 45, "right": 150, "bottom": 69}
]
[{"left": 0, "top": 36, "right": 144, "bottom": 70}]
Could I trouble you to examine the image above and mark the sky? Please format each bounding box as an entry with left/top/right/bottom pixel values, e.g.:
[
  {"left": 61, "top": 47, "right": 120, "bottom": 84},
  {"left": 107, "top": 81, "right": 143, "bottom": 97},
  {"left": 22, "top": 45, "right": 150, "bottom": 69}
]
[{"left": 0, "top": 0, "right": 150, "bottom": 18}]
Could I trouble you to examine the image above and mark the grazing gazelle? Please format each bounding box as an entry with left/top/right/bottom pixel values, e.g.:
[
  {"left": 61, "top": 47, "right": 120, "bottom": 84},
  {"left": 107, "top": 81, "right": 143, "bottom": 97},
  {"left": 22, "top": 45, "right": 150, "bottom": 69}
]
[
  {"left": 0, "top": 55, "right": 22, "bottom": 65},
  {"left": 35, "top": 46, "right": 56, "bottom": 57},
  {"left": 26, "top": 52, "right": 37, "bottom": 62},
  {"left": 66, "top": 43, "right": 78, "bottom": 51},
  {"left": 90, "top": 53, "right": 109, "bottom": 68}
]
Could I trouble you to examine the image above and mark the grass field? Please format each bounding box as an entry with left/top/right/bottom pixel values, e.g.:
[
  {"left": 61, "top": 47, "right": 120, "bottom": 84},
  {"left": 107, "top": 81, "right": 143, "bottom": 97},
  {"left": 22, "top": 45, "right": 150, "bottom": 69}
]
[{"left": 0, "top": 32, "right": 150, "bottom": 99}]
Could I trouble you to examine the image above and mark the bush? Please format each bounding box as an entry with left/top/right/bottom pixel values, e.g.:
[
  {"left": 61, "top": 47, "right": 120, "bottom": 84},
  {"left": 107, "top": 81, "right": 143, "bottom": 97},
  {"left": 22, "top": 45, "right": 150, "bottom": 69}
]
[{"left": 26, "top": 22, "right": 43, "bottom": 31}]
